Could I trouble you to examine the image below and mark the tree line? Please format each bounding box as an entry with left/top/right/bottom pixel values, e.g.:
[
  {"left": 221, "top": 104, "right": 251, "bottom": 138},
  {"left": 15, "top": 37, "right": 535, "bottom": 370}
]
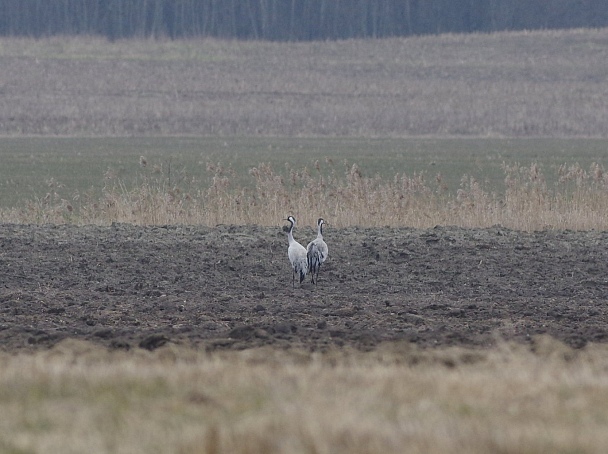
[{"left": 1, "top": 0, "right": 607, "bottom": 41}]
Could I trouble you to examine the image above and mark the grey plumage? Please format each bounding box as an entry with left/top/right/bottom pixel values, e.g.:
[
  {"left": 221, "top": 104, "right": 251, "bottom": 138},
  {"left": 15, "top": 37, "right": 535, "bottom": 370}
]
[
  {"left": 285, "top": 216, "right": 308, "bottom": 288},
  {"left": 307, "top": 218, "right": 328, "bottom": 285}
]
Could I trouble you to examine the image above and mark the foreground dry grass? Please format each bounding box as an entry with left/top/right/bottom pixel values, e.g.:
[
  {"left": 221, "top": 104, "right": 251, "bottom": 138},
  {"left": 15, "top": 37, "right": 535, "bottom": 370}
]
[
  {"left": 4, "top": 158, "right": 608, "bottom": 231},
  {"left": 1, "top": 337, "right": 608, "bottom": 454}
]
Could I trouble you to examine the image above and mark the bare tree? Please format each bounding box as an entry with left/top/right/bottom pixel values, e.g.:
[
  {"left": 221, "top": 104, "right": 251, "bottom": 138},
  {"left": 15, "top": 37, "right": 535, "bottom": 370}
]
[{"left": 1, "top": 0, "right": 607, "bottom": 41}]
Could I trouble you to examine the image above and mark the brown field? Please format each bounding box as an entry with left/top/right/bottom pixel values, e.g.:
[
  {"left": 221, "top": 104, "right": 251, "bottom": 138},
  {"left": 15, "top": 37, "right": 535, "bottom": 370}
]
[
  {"left": 1, "top": 28, "right": 608, "bottom": 137},
  {"left": 3, "top": 30, "right": 608, "bottom": 453},
  {"left": 3, "top": 223, "right": 608, "bottom": 352}
]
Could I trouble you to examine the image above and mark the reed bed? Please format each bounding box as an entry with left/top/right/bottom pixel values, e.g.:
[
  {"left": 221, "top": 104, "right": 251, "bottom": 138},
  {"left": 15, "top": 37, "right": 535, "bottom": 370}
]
[{"left": 3, "top": 159, "right": 608, "bottom": 231}]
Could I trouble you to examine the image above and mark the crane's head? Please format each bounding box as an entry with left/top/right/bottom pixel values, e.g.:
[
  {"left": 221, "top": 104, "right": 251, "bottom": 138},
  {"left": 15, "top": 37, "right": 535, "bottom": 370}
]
[{"left": 283, "top": 216, "right": 296, "bottom": 232}]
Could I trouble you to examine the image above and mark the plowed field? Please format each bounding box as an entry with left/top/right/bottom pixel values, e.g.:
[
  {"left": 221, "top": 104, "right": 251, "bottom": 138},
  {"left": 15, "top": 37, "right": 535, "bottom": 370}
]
[{"left": 2, "top": 223, "right": 608, "bottom": 353}]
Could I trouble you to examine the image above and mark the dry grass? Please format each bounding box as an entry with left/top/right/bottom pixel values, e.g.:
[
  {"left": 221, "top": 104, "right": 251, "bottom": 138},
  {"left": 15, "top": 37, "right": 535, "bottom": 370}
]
[
  {"left": 1, "top": 29, "right": 608, "bottom": 137},
  {"left": 3, "top": 158, "right": 608, "bottom": 231},
  {"left": 1, "top": 337, "right": 608, "bottom": 454}
]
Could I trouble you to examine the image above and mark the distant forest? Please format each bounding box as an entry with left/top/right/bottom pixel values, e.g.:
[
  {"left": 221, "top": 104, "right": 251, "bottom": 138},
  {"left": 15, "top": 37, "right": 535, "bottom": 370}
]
[{"left": 1, "top": 0, "right": 607, "bottom": 41}]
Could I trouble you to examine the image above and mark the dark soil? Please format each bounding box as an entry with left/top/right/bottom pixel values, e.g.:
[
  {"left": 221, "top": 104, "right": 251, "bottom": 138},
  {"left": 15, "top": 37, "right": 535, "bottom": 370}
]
[{"left": 2, "top": 223, "right": 608, "bottom": 353}]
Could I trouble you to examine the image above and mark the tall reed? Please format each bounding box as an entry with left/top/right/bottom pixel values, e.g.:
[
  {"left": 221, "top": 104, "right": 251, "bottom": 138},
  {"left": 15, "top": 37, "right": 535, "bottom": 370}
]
[{"left": 3, "top": 159, "right": 608, "bottom": 231}]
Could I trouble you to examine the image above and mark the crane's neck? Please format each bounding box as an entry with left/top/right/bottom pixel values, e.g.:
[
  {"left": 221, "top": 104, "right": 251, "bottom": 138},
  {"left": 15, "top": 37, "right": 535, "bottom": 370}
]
[{"left": 287, "top": 223, "right": 296, "bottom": 244}]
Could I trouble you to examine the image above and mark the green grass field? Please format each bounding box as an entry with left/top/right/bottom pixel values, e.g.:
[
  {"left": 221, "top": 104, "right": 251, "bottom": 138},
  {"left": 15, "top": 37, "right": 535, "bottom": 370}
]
[{"left": 2, "top": 136, "right": 607, "bottom": 209}]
